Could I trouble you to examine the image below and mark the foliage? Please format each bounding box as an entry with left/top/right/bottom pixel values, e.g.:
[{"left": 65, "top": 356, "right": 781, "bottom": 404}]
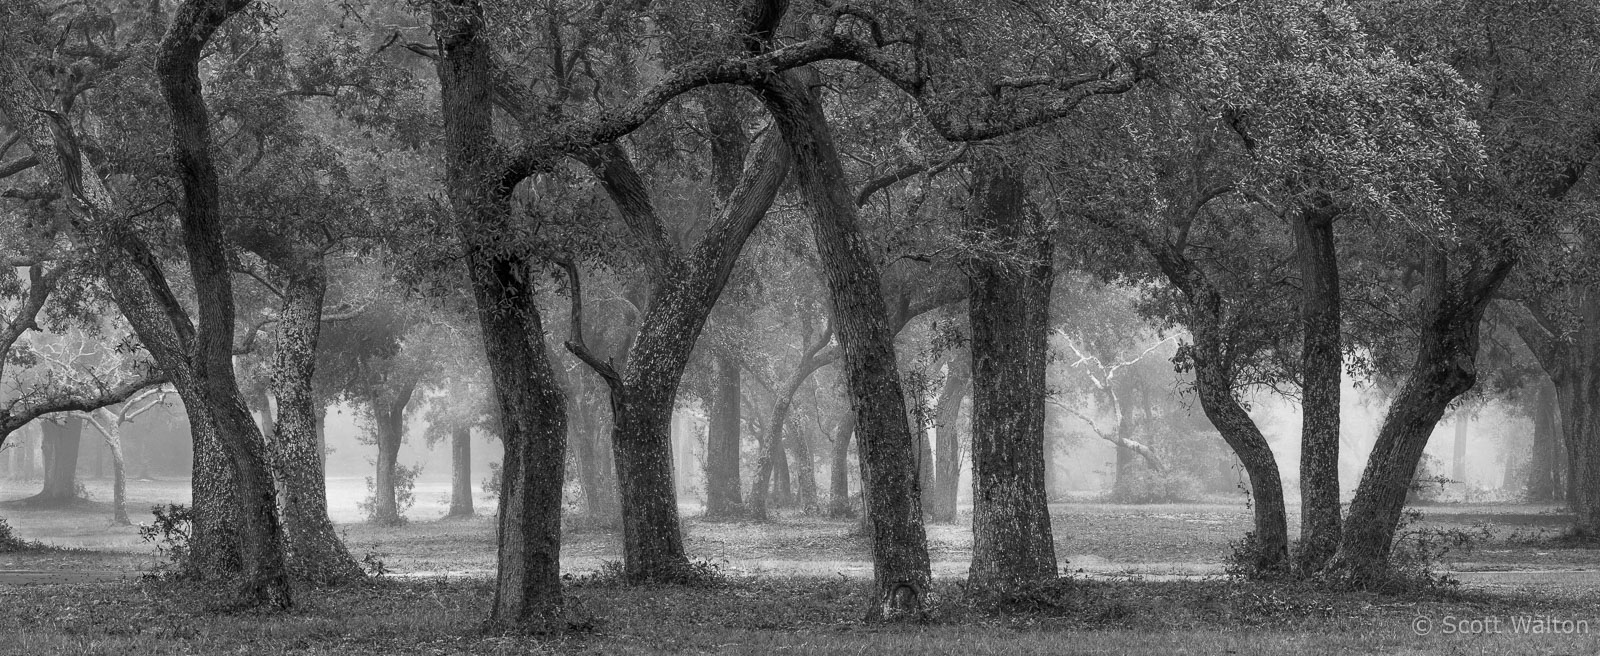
[
  {"left": 136, "top": 504, "right": 195, "bottom": 578},
  {"left": 482, "top": 461, "right": 501, "bottom": 501},
  {"left": 1105, "top": 468, "right": 1206, "bottom": 504},
  {"left": 359, "top": 463, "right": 423, "bottom": 524},
  {"left": 1380, "top": 510, "right": 1493, "bottom": 594},
  {"left": 0, "top": 517, "right": 43, "bottom": 553},
  {"left": 1407, "top": 454, "right": 1453, "bottom": 504}
]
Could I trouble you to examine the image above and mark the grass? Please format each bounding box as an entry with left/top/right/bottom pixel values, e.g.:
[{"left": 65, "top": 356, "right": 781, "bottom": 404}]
[
  {"left": 4, "top": 476, "right": 1600, "bottom": 654},
  {"left": 3, "top": 575, "right": 1597, "bottom": 655}
]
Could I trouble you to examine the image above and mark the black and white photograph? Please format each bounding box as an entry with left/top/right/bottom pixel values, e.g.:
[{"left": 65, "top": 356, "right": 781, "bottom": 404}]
[{"left": 1, "top": 0, "right": 1597, "bottom": 653}]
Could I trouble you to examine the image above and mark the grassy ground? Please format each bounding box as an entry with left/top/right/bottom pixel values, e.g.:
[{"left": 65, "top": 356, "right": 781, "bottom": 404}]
[{"left": 3, "top": 476, "right": 1599, "bottom": 654}]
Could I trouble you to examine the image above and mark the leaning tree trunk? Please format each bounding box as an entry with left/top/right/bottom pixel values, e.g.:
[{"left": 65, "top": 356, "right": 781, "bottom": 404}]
[
  {"left": 1289, "top": 203, "right": 1344, "bottom": 574},
  {"left": 270, "top": 267, "right": 362, "bottom": 582},
  {"left": 1322, "top": 252, "right": 1510, "bottom": 587},
  {"left": 750, "top": 339, "right": 835, "bottom": 519},
  {"left": 753, "top": 68, "right": 932, "bottom": 618},
  {"left": 931, "top": 361, "right": 969, "bottom": 523},
  {"left": 705, "top": 353, "right": 744, "bottom": 518},
  {"left": 34, "top": 416, "right": 82, "bottom": 504},
  {"left": 158, "top": 0, "right": 292, "bottom": 609},
  {"left": 964, "top": 157, "right": 1058, "bottom": 594},
  {"left": 448, "top": 427, "right": 474, "bottom": 518},
  {"left": 827, "top": 415, "right": 857, "bottom": 518},
  {"left": 434, "top": 5, "right": 570, "bottom": 623}
]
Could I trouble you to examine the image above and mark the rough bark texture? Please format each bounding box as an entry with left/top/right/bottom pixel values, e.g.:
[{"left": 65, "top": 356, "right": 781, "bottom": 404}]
[
  {"left": 1289, "top": 203, "right": 1344, "bottom": 574},
  {"left": 827, "top": 415, "right": 857, "bottom": 518},
  {"left": 753, "top": 68, "right": 931, "bottom": 618},
  {"left": 157, "top": 0, "right": 291, "bottom": 608},
  {"left": 269, "top": 266, "right": 362, "bottom": 581},
  {"left": 964, "top": 159, "right": 1057, "bottom": 593},
  {"left": 930, "top": 360, "right": 969, "bottom": 523},
  {"left": 579, "top": 129, "right": 789, "bottom": 582},
  {"left": 434, "top": 1, "right": 568, "bottom": 623},
  {"left": 704, "top": 353, "right": 745, "bottom": 518},
  {"left": 448, "top": 427, "right": 475, "bottom": 517},
  {"left": 1322, "top": 251, "right": 1511, "bottom": 587},
  {"left": 791, "top": 418, "right": 820, "bottom": 512}
]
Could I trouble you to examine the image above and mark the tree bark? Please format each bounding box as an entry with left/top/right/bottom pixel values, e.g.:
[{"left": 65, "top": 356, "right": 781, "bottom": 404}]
[
  {"left": 1527, "top": 380, "right": 1561, "bottom": 502},
  {"left": 750, "top": 325, "right": 836, "bottom": 519},
  {"left": 269, "top": 266, "right": 362, "bottom": 581},
  {"left": 704, "top": 353, "right": 744, "bottom": 518},
  {"left": 433, "top": 1, "right": 569, "bottom": 623},
  {"left": 827, "top": 415, "right": 857, "bottom": 518},
  {"left": 448, "top": 427, "right": 475, "bottom": 518},
  {"left": 157, "top": 0, "right": 292, "bottom": 609},
  {"left": 964, "top": 157, "right": 1058, "bottom": 593},
  {"left": 1289, "top": 202, "right": 1344, "bottom": 574},
  {"left": 368, "top": 383, "right": 415, "bottom": 526},
  {"left": 752, "top": 68, "right": 932, "bottom": 617},
  {"left": 790, "top": 416, "right": 820, "bottom": 512},
  {"left": 1322, "top": 251, "right": 1511, "bottom": 587},
  {"left": 34, "top": 416, "right": 82, "bottom": 504},
  {"left": 931, "top": 360, "right": 969, "bottom": 523}
]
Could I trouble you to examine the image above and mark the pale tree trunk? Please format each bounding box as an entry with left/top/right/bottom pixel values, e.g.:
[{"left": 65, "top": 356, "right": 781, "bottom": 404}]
[
  {"left": 753, "top": 68, "right": 931, "bottom": 617},
  {"left": 705, "top": 353, "right": 744, "bottom": 518},
  {"left": 1289, "top": 202, "right": 1344, "bottom": 574},
  {"left": 1323, "top": 251, "right": 1511, "bottom": 586},
  {"left": 433, "top": 5, "right": 569, "bottom": 623},
  {"left": 1452, "top": 417, "right": 1469, "bottom": 483},
  {"left": 1111, "top": 393, "right": 1136, "bottom": 500},
  {"left": 269, "top": 268, "right": 362, "bottom": 582},
  {"left": 964, "top": 157, "right": 1057, "bottom": 593},
  {"left": 448, "top": 427, "right": 474, "bottom": 518},
  {"left": 827, "top": 415, "right": 857, "bottom": 518},
  {"left": 791, "top": 418, "right": 820, "bottom": 512},
  {"left": 83, "top": 413, "right": 131, "bottom": 525},
  {"left": 931, "top": 359, "right": 969, "bottom": 523}
]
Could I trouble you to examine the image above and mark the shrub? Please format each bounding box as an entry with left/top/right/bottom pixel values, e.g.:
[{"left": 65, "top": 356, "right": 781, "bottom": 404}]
[
  {"left": 0, "top": 517, "right": 41, "bottom": 553},
  {"left": 1107, "top": 468, "right": 1205, "bottom": 504},
  {"left": 359, "top": 463, "right": 423, "bottom": 524},
  {"left": 136, "top": 503, "right": 195, "bottom": 576}
]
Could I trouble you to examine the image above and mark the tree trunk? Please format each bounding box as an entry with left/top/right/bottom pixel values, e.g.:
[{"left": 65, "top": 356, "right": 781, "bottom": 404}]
[
  {"left": 773, "top": 432, "right": 794, "bottom": 507},
  {"left": 108, "top": 428, "right": 128, "bottom": 525},
  {"left": 575, "top": 128, "right": 788, "bottom": 582},
  {"left": 753, "top": 68, "right": 931, "bottom": 618},
  {"left": 705, "top": 353, "right": 744, "bottom": 518},
  {"left": 369, "top": 385, "right": 414, "bottom": 526},
  {"left": 1289, "top": 203, "right": 1344, "bottom": 574},
  {"left": 1322, "top": 252, "right": 1510, "bottom": 587},
  {"left": 157, "top": 0, "right": 292, "bottom": 609},
  {"left": 448, "top": 427, "right": 474, "bottom": 518},
  {"left": 433, "top": 5, "right": 570, "bottom": 623},
  {"left": 1112, "top": 394, "right": 1136, "bottom": 501},
  {"left": 964, "top": 157, "right": 1058, "bottom": 593},
  {"left": 931, "top": 360, "right": 969, "bottom": 523},
  {"left": 827, "top": 415, "right": 857, "bottom": 518},
  {"left": 270, "top": 267, "right": 362, "bottom": 582},
  {"left": 1527, "top": 380, "right": 1561, "bottom": 502},
  {"left": 1452, "top": 417, "right": 1469, "bottom": 483},
  {"left": 572, "top": 395, "right": 619, "bottom": 524},
  {"left": 918, "top": 417, "right": 935, "bottom": 515},
  {"left": 34, "top": 416, "right": 82, "bottom": 503},
  {"left": 791, "top": 418, "right": 820, "bottom": 512}
]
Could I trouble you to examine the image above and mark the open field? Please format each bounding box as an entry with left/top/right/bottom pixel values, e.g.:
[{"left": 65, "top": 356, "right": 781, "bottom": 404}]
[{"left": 3, "top": 477, "right": 1599, "bottom": 654}]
